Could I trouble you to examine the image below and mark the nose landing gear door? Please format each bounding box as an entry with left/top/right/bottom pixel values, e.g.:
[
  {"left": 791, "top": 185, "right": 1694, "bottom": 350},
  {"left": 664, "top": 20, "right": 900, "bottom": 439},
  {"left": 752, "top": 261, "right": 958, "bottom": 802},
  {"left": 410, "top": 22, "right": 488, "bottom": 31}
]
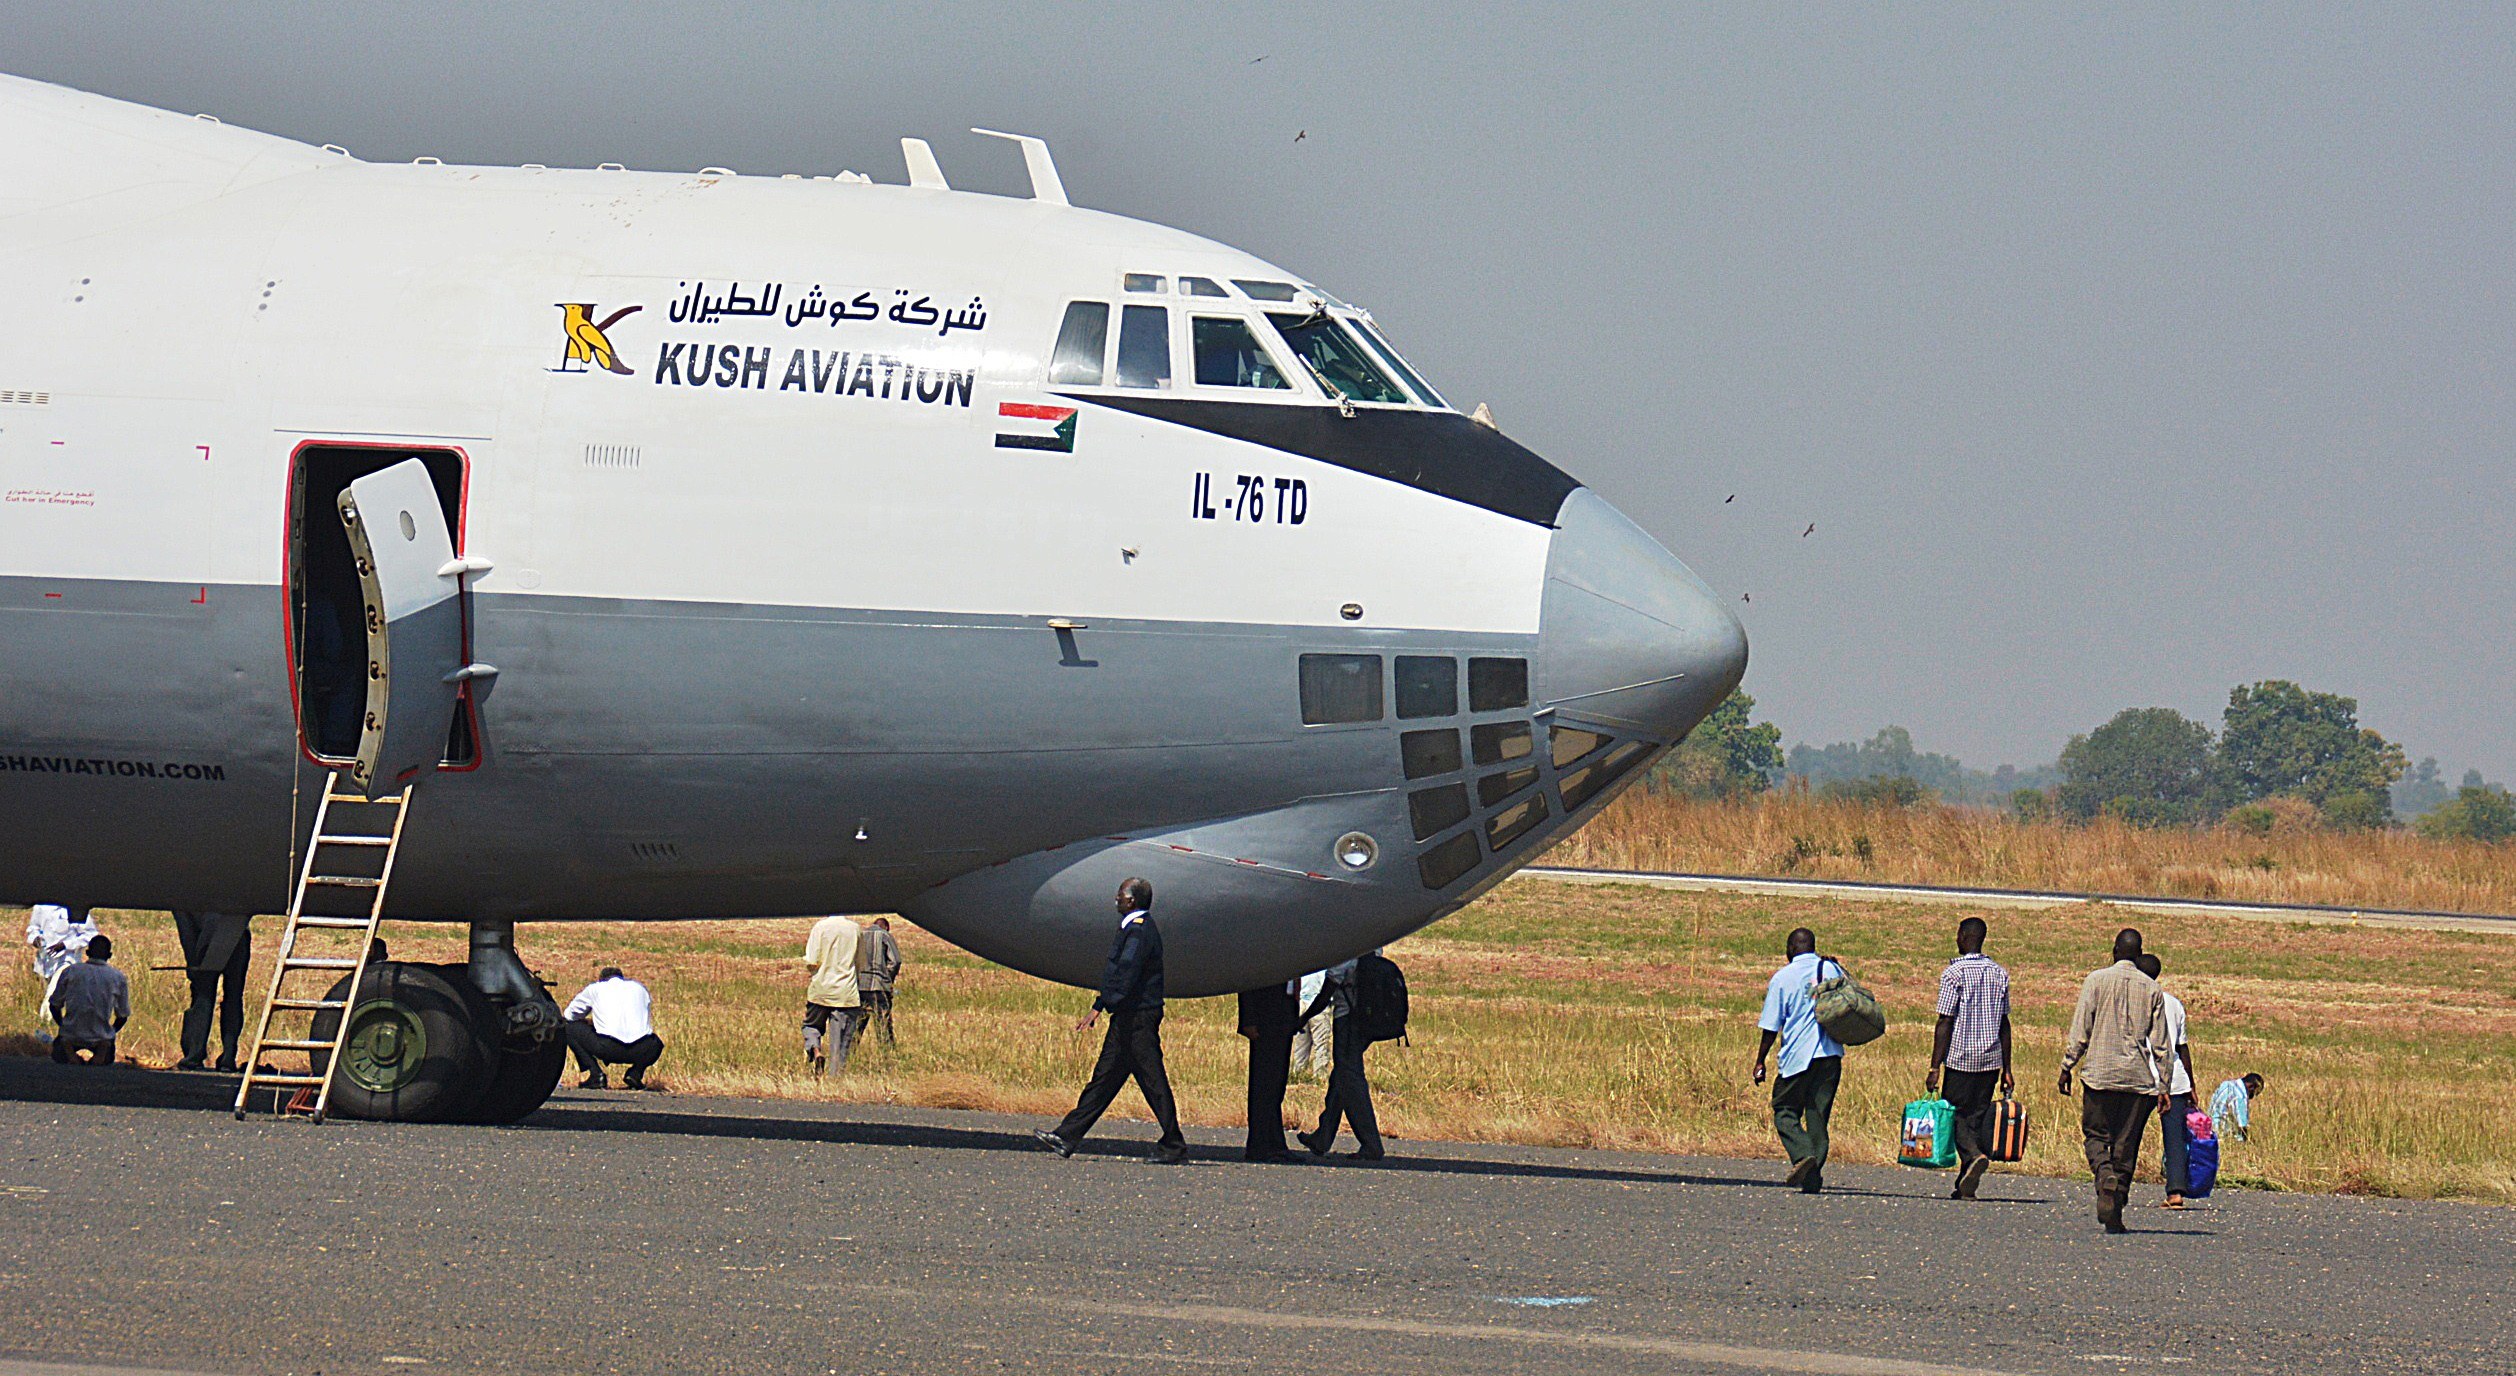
[{"left": 338, "top": 458, "right": 468, "bottom": 796}]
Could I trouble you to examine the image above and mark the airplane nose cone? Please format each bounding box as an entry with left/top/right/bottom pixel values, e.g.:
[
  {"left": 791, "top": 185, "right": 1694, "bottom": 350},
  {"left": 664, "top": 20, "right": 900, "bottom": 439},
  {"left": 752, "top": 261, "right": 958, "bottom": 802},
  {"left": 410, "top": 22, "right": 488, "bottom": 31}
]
[{"left": 1536, "top": 488, "right": 1748, "bottom": 739}]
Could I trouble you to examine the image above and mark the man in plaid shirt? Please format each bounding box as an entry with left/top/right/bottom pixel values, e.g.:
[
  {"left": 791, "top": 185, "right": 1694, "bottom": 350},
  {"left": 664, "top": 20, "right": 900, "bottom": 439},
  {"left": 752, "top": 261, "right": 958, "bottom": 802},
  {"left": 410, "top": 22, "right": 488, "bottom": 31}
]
[{"left": 1925, "top": 917, "right": 2012, "bottom": 1199}]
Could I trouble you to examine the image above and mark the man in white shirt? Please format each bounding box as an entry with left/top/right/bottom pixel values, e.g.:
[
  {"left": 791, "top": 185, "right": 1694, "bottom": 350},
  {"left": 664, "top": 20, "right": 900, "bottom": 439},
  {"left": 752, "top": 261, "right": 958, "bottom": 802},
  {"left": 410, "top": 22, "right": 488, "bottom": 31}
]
[
  {"left": 561, "top": 967, "right": 664, "bottom": 1090},
  {"left": 2135, "top": 952, "right": 2198, "bottom": 1209},
  {"left": 799, "top": 914, "right": 866, "bottom": 1076}
]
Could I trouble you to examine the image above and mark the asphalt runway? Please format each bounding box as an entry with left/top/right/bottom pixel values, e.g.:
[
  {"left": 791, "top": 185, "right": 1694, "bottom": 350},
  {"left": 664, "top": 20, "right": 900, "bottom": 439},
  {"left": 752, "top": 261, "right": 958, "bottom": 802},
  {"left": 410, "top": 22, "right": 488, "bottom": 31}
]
[{"left": 0, "top": 1059, "right": 2505, "bottom": 1376}]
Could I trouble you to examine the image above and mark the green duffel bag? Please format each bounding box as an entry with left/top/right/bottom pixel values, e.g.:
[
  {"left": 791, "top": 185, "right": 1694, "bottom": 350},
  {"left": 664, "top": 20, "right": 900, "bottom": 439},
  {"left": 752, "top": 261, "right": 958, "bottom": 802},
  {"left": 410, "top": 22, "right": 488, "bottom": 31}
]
[{"left": 1813, "top": 957, "right": 1888, "bottom": 1046}]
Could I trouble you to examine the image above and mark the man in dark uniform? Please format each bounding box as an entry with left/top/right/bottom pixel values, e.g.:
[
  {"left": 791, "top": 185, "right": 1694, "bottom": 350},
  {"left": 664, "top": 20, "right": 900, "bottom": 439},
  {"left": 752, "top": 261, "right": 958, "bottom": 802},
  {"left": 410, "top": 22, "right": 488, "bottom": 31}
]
[
  {"left": 1033, "top": 878, "right": 1186, "bottom": 1165},
  {"left": 1237, "top": 978, "right": 1301, "bottom": 1162},
  {"left": 172, "top": 911, "right": 252, "bottom": 1071}
]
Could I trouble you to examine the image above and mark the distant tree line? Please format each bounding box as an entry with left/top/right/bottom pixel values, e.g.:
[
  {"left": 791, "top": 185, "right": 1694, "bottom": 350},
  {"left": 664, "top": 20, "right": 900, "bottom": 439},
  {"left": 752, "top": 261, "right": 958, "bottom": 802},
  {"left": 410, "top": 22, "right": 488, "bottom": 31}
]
[{"left": 1645, "top": 681, "right": 2513, "bottom": 842}]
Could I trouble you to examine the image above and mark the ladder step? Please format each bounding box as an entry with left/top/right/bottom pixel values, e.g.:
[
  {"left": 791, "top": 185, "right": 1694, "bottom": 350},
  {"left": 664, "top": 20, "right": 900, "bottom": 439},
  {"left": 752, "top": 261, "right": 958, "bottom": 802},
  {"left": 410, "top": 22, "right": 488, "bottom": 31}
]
[
  {"left": 271, "top": 997, "right": 350, "bottom": 1010},
  {"left": 305, "top": 875, "right": 382, "bottom": 888},
  {"left": 282, "top": 957, "right": 361, "bottom": 970},
  {"left": 315, "top": 835, "right": 392, "bottom": 848},
  {"left": 324, "top": 793, "right": 404, "bottom": 806},
  {"left": 254, "top": 1039, "right": 344, "bottom": 1053},
  {"left": 246, "top": 1074, "right": 335, "bottom": 1087},
  {"left": 293, "top": 916, "right": 373, "bottom": 929}
]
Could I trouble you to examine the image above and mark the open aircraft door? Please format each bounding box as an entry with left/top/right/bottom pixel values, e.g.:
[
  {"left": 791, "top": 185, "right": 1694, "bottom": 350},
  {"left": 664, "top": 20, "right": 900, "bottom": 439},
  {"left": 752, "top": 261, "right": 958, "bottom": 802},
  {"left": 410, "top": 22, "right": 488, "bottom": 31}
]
[{"left": 337, "top": 458, "right": 482, "bottom": 795}]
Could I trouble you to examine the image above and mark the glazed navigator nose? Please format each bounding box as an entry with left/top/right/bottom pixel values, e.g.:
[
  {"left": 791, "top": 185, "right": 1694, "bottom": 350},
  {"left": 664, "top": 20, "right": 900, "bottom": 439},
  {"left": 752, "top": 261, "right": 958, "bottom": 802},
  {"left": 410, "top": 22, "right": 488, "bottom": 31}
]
[{"left": 1534, "top": 489, "right": 1748, "bottom": 738}]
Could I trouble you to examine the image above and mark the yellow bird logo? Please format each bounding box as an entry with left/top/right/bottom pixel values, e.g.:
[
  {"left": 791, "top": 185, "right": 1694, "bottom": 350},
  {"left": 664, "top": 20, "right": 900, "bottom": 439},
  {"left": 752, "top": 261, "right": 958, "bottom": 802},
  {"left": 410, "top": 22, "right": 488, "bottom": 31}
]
[{"left": 555, "top": 303, "right": 642, "bottom": 375}]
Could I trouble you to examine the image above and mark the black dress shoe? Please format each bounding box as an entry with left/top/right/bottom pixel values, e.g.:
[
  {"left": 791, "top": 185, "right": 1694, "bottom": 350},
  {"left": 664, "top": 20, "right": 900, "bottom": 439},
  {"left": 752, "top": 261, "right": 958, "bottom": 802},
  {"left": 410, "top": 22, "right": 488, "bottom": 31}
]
[
  {"left": 175, "top": 1059, "right": 207, "bottom": 1072},
  {"left": 1145, "top": 1146, "right": 1187, "bottom": 1165},
  {"left": 1956, "top": 1158, "right": 1990, "bottom": 1199},
  {"left": 1347, "top": 1148, "right": 1385, "bottom": 1161},
  {"left": 579, "top": 1071, "right": 608, "bottom": 1089},
  {"left": 1244, "top": 1149, "right": 1298, "bottom": 1163},
  {"left": 213, "top": 1057, "right": 239, "bottom": 1073},
  {"left": 1031, "top": 1129, "right": 1075, "bottom": 1159},
  {"left": 1297, "top": 1129, "right": 1332, "bottom": 1157}
]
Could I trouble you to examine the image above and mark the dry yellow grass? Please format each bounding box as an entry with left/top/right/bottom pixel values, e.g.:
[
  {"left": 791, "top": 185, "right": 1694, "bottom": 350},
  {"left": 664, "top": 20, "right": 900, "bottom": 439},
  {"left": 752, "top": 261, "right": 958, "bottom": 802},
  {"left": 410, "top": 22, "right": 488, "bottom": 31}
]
[
  {"left": 9, "top": 888, "right": 2514, "bottom": 1205},
  {"left": 1548, "top": 790, "right": 2516, "bottom": 915}
]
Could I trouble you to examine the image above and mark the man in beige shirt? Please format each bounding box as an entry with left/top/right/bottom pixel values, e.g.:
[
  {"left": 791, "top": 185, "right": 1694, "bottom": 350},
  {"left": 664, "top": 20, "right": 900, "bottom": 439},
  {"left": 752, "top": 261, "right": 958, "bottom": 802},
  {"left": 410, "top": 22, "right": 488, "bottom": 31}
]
[
  {"left": 800, "top": 914, "right": 867, "bottom": 1076},
  {"left": 2059, "top": 927, "right": 2173, "bottom": 1233}
]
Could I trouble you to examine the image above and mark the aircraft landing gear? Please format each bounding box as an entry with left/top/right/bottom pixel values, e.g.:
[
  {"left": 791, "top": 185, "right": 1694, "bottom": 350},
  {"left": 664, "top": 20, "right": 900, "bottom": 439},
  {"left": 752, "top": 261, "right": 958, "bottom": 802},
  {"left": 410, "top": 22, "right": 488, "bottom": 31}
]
[
  {"left": 308, "top": 923, "right": 566, "bottom": 1125},
  {"left": 456, "top": 920, "right": 567, "bottom": 1125},
  {"left": 311, "top": 962, "right": 494, "bottom": 1123}
]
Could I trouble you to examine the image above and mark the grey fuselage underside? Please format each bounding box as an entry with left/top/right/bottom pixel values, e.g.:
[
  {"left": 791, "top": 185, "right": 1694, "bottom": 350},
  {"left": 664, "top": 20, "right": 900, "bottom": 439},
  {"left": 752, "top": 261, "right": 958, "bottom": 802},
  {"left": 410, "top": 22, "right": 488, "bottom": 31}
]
[{"left": 3, "top": 575, "right": 1525, "bottom": 905}]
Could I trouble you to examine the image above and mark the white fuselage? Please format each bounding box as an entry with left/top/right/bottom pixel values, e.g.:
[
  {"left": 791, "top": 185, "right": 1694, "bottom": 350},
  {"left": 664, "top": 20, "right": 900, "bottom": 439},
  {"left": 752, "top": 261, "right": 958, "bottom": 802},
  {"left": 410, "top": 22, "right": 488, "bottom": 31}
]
[{"left": 0, "top": 75, "right": 1743, "bottom": 994}]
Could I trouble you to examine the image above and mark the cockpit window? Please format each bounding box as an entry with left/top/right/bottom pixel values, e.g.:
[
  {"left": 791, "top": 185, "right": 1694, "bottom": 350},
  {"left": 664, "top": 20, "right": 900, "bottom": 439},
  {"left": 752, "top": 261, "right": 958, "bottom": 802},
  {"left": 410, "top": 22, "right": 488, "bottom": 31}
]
[
  {"left": 1048, "top": 301, "right": 1108, "bottom": 386},
  {"left": 1115, "top": 304, "right": 1171, "bottom": 389},
  {"left": 1351, "top": 319, "right": 1447, "bottom": 409},
  {"left": 1191, "top": 317, "right": 1290, "bottom": 389},
  {"left": 1181, "top": 276, "right": 1229, "bottom": 298},
  {"left": 1233, "top": 279, "right": 1300, "bottom": 302},
  {"left": 1123, "top": 273, "right": 1166, "bottom": 294},
  {"left": 1266, "top": 313, "right": 1408, "bottom": 405}
]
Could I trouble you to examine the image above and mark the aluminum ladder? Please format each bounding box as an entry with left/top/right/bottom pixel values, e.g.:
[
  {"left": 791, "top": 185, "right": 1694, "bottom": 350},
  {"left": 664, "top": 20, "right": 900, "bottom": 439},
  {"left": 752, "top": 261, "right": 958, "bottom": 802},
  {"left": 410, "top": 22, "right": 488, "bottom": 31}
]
[{"left": 232, "top": 785, "right": 413, "bottom": 1122}]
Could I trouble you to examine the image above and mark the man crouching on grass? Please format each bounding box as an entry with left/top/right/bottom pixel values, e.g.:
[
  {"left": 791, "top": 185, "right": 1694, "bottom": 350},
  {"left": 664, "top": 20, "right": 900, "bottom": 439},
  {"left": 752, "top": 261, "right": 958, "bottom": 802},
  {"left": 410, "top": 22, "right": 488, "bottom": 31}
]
[{"left": 48, "top": 933, "right": 127, "bottom": 1065}]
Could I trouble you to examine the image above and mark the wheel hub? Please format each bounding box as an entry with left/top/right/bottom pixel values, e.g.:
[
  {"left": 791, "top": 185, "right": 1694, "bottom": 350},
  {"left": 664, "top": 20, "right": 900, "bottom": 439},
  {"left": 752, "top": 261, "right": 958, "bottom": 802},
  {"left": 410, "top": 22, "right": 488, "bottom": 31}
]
[{"left": 342, "top": 1000, "right": 428, "bottom": 1093}]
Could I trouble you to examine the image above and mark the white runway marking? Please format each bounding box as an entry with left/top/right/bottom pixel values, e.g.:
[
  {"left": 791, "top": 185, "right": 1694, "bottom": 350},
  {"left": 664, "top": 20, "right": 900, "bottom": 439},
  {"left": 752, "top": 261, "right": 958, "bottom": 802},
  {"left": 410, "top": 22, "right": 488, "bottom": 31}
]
[{"left": 844, "top": 1284, "right": 2041, "bottom": 1376}]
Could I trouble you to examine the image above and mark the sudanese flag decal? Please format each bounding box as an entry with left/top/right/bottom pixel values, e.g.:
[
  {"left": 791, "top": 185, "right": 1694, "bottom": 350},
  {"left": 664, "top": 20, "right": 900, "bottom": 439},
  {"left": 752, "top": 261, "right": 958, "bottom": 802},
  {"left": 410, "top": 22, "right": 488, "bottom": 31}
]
[{"left": 995, "top": 401, "right": 1078, "bottom": 453}]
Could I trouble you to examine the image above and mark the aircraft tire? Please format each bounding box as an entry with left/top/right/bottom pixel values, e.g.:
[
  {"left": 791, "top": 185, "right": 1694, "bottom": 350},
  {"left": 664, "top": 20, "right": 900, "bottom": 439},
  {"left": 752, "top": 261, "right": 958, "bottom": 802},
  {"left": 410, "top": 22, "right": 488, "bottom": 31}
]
[
  {"left": 309, "top": 961, "right": 493, "bottom": 1123},
  {"left": 460, "top": 1024, "right": 568, "bottom": 1125}
]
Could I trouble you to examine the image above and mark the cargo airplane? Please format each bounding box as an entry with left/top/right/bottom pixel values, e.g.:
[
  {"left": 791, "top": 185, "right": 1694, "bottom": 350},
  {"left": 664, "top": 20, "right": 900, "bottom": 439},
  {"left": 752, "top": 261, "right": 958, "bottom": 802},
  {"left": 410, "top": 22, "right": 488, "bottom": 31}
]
[{"left": 0, "top": 74, "right": 1746, "bottom": 1121}]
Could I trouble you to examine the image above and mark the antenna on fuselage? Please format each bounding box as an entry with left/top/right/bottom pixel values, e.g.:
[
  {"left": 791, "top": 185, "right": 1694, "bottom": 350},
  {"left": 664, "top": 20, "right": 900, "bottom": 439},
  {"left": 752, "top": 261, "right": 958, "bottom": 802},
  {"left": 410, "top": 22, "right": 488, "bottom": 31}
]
[
  {"left": 901, "top": 138, "right": 948, "bottom": 190},
  {"left": 969, "top": 128, "right": 1068, "bottom": 207}
]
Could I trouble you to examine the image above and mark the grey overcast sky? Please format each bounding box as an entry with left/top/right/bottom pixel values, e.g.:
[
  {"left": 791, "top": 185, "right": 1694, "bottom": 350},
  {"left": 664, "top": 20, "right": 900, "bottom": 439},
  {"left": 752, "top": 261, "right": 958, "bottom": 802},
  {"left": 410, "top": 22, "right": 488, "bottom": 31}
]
[{"left": 15, "top": 4, "right": 2514, "bottom": 777}]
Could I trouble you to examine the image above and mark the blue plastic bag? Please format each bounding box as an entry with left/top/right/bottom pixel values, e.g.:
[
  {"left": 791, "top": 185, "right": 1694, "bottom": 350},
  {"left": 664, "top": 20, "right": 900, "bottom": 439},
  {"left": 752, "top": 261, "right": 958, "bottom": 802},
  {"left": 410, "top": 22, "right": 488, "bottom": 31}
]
[{"left": 2185, "top": 1134, "right": 2219, "bottom": 1198}]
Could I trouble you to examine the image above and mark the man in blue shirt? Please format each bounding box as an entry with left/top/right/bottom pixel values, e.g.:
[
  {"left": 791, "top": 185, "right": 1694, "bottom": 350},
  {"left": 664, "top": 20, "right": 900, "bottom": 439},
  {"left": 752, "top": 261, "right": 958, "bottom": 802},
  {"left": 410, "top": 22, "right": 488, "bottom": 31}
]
[
  {"left": 2211, "top": 1072, "right": 2263, "bottom": 1142},
  {"left": 1754, "top": 927, "right": 1846, "bottom": 1194}
]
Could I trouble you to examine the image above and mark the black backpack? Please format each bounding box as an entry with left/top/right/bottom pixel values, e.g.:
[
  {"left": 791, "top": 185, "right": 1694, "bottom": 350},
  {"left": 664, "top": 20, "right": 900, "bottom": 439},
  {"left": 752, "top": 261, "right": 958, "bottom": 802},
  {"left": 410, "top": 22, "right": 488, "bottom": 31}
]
[{"left": 1350, "top": 954, "right": 1409, "bottom": 1044}]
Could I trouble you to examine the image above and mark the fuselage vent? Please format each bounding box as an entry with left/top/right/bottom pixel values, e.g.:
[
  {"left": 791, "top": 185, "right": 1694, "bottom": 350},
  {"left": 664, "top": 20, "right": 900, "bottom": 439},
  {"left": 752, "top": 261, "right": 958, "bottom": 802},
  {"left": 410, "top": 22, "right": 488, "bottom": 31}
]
[
  {"left": 629, "top": 840, "right": 680, "bottom": 862},
  {"left": 0, "top": 390, "right": 51, "bottom": 405},
  {"left": 583, "top": 443, "right": 640, "bottom": 470}
]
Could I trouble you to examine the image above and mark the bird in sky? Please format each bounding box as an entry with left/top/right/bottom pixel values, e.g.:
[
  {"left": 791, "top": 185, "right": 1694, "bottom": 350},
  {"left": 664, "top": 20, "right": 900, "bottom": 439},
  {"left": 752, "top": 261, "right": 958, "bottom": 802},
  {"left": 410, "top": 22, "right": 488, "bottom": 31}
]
[
  {"left": 1802, "top": 522, "right": 1816, "bottom": 538},
  {"left": 1724, "top": 493, "right": 1735, "bottom": 503},
  {"left": 1741, "top": 592, "right": 1751, "bottom": 603},
  {"left": 1294, "top": 130, "right": 1307, "bottom": 142},
  {"left": 1249, "top": 55, "right": 1268, "bottom": 63}
]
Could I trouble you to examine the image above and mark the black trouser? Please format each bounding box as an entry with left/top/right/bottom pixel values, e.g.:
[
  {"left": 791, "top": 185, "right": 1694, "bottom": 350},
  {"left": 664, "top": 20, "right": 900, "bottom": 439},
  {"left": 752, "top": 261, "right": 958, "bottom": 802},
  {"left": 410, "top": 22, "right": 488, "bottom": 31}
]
[
  {"left": 2081, "top": 1089, "right": 2157, "bottom": 1214},
  {"left": 1312, "top": 1014, "right": 1382, "bottom": 1155},
  {"left": 51, "top": 1037, "right": 115, "bottom": 1064},
  {"left": 179, "top": 943, "right": 251, "bottom": 1068},
  {"left": 861, "top": 988, "right": 895, "bottom": 1045},
  {"left": 563, "top": 1022, "right": 663, "bottom": 1074},
  {"left": 1942, "top": 1067, "right": 2001, "bottom": 1173},
  {"left": 2161, "top": 1092, "right": 2195, "bottom": 1197},
  {"left": 1244, "top": 1018, "right": 1295, "bottom": 1159},
  {"left": 1771, "top": 1055, "right": 1842, "bottom": 1179},
  {"left": 1052, "top": 1007, "right": 1184, "bottom": 1151}
]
